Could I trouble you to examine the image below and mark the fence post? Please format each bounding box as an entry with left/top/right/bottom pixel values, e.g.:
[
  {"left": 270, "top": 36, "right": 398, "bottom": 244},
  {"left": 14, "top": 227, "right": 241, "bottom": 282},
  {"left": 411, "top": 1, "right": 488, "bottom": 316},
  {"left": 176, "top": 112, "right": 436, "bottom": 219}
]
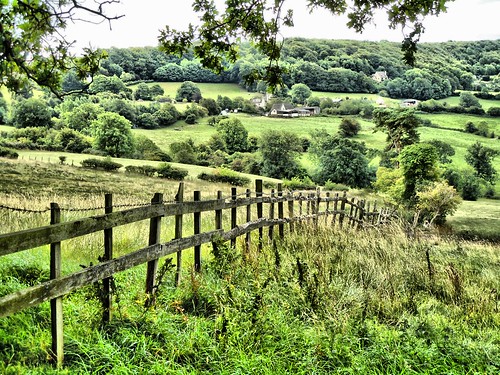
[
  {"left": 215, "top": 191, "right": 223, "bottom": 231},
  {"left": 256, "top": 179, "right": 263, "bottom": 251},
  {"left": 231, "top": 187, "right": 237, "bottom": 248},
  {"left": 372, "top": 202, "right": 377, "bottom": 225},
  {"left": 50, "top": 203, "right": 64, "bottom": 367},
  {"left": 175, "top": 182, "right": 184, "bottom": 286},
  {"left": 358, "top": 200, "right": 365, "bottom": 229},
  {"left": 314, "top": 188, "right": 321, "bottom": 227},
  {"left": 145, "top": 193, "right": 163, "bottom": 306},
  {"left": 103, "top": 193, "right": 113, "bottom": 323},
  {"left": 268, "top": 189, "right": 275, "bottom": 243},
  {"left": 339, "top": 191, "right": 347, "bottom": 228},
  {"left": 348, "top": 198, "right": 356, "bottom": 228},
  {"left": 288, "top": 191, "right": 294, "bottom": 233},
  {"left": 332, "top": 193, "right": 339, "bottom": 226},
  {"left": 194, "top": 191, "right": 201, "bottom": 273},
  {"left": 278, "top": 183, "right": 284, "bottom": 238},
  {"left": 325, "top": 192, "right": 331, "bottom": 224},
  {"left": 212, "top": 191, "right": 223, "bottom": 255},
  {"left": 246, "top": 188, "right": 251, "bottom": 252}
]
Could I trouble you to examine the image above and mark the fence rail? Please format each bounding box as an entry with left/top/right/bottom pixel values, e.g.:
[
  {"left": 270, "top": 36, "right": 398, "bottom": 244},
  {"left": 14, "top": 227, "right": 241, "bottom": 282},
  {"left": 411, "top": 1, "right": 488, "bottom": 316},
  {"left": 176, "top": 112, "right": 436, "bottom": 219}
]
[{"left": 0, "top": 180, "right": 394, "bottom": 366}]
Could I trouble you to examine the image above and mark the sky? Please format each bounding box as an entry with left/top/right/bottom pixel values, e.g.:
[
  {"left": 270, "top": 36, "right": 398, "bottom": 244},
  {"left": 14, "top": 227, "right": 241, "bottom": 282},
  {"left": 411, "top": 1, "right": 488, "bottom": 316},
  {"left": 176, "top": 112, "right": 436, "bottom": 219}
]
[{"left": 65, "top": 0, "right": 500, "bottom": 51}]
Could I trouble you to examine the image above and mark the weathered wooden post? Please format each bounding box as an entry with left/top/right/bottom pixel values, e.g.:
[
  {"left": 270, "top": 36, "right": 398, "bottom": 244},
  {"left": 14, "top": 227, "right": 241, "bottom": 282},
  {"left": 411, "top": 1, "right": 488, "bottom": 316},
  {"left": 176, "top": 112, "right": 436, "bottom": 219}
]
[
  {"left": 313, "top": 188, "right": 320, "bottom": 227},
  {"left": 325, "top": 192, "right": 331, "bottom": 224},
  {"left": 268, "top": 189, "right": 275, "bottom": 243},
  {"left": 288, "top": 192, "right": 295, "bottom": 233},
  {"left": 231, "top": 187, "right": 237, "bottom": 248},
  {"left": 348, "top": 198, "right": 356, "bottom": 228},
  {"left": 358, "top": 200, "right": 365, "bottom": 229},
  {"left": 145, "top": 193, "right": 163, "bottom": 306},
  {"left": 50, "top": 203, "right": 63, "bottom": 367},
  {"left": 175, "top": 183, "right": 184, "bottom": 286},
  {"left": 278, "top": 183, "right": 284, "bottom": 238},
  {"left": 213, "top": 191, "right": 223, "bottom": 255},
  {"left": 194, "top": 191, "right": 201, "bottom": 273},
  {"left": 103, "top": 193, "right": 113, "bottom": 323},
  {"left": 339, "top": 191, "right": 347, "bottom": 228},
  {"left": 246, "top": 188, "right": 251, "bottom": 252},
  {"left": 256, "top": 180, "right": 263, "bottom": 251},
  {"left": 332, "top": 192, "right": 339, "bottom": 226}
]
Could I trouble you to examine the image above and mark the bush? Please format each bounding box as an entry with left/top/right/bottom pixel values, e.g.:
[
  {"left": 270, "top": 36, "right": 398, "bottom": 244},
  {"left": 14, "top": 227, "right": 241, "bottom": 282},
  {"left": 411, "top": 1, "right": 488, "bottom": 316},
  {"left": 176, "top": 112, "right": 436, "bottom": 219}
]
[
  {"left": 125, "top": 165, "right": 158, "bottom": 177},
  {"left": 282, "top": 176, "right": 316, "bottom": 190},
  {"left": 487, "top": 106, "right": 500, "bottom": 117},
  {"left": 338, "top": 117, "right": 361, "bottom": 137},
  {"left": 80, "top": 157, "right": 123, "bottom": 171},
  {"left": 0, "top": 147, "right": 19, "bottom": 159},
  {"left": 459, "top": 172, "right": 481, "bottom": 201},
  {"left": 197, "top": 168, "right": 250, "bottom": 186},
  {"left": 323, "top": 180, "right": 350, "bottom": 191},
  {"left": 156, "top": 163, "right": 188, "bottom": 180}
]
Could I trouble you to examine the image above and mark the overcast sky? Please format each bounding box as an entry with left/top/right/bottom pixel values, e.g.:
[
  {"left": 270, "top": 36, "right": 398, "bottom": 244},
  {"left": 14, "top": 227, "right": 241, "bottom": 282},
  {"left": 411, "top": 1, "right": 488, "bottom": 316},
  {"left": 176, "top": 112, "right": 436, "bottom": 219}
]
[{"left": 65, "top": 0, "right": 500, "bottom": 51}]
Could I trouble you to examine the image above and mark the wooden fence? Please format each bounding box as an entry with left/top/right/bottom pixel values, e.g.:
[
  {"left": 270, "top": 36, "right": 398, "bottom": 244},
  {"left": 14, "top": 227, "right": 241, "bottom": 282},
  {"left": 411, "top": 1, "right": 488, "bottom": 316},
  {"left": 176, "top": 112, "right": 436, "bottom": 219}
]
[{"left": 0, "top": 180, "right": 394, "bottom": 366}]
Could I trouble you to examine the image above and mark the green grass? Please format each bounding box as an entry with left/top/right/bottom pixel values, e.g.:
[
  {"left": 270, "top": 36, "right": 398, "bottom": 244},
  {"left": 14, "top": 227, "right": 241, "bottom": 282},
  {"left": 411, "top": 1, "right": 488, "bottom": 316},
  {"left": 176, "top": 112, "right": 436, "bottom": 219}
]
[
  {"left": 129, "top": 82, "right": 253, "bottom": 100},
  {"left": 447, "top": 198, "right": 500, "bottom": 241},
  {"left": 436, "top": 95, "right": 500, "bottom": 110},
  {"left": 1, "top": 222, "right": 498, "bottom": 373}
]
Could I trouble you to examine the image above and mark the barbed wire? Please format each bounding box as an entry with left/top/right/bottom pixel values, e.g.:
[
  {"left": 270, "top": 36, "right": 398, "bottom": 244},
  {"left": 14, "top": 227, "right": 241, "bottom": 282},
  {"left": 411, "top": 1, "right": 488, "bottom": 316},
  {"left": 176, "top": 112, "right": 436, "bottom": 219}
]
[{"left": 0, "top": 204, "right": 50, "bottom": 214}]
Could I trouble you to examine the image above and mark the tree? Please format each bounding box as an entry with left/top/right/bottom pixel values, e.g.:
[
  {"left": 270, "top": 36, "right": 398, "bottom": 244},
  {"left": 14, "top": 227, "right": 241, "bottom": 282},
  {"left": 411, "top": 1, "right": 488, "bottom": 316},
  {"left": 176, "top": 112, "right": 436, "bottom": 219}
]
[
  {"left": 56, "top": 128, "right": 92, "bottom": 153},
  {"left": 175, "top": 81, "right": 202, "bottom": 102},
  {"left": 399, "top": 143, "right": 440, "bottom": 201},
  {"left": 159, "top": 1, "right": 452, "bottom": 87},
  {"left": 459, "top": 92, "right": 481, "bottom": 108},
  {"left": 259, "top": 130, "right": 304, "bottom": 179},
  {"left": 290, "top": 83, "right": 311, "bottom": 104},
  {"left": 426, "top": 140, "right": 455, "bottom": 164},
  {"left": 89, "top": 75, "right": 130, "bottom": 96},
  {"left": 11, "top": 98, "right": 53, "bottom": 128},
  {"left": 91, "top": 112, "right": 134, "bottom": 157},
  {"left": 0, "top": 95, "right": 8, "bottom": 124},
  {"left": 310, "top": 130, "right": 373, "bottom": 188},
  {"left": 216, "top": 118, "right": 249, "bottom": 154},
  {"left": 373, "top": 108, "right": 421, "bottom": 155},
  {"left": 0, "top": 1, "right": 120, "bottom": 95},
  {"left": 200, "top": 98, "right": 221, "bottom": 116},
  {"left": 154, "top": 103, "right": 180, "bottom": 126},
  {"left": 465, "top": 141, "right": 498, "bottom": 183},
  {"left": 416, "top": 181, "right": 461, "bottom": 226},
  {"left": 134, "top": 83, "right": 153, "bottom": 101},
  {"left": 338, "top": 118, "right": 361, "bottom": 137},
  {"left": 60, "top": 102, "right": 103, "bottom": 134}
]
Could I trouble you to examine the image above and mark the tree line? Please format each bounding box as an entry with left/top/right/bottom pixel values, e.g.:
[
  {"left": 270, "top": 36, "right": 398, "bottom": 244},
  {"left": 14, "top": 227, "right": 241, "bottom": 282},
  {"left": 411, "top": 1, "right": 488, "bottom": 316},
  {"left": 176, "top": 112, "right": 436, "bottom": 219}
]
[{"left": 94, "top": 39, "right": 500, "bottom": 101}]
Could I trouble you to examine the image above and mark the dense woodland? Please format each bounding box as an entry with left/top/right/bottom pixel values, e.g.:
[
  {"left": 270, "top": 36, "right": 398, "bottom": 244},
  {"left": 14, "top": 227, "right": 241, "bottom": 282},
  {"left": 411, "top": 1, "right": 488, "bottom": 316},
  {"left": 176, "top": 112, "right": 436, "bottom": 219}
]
[{"left": 95, "top": 39, "right": 500, "bottom": 99}]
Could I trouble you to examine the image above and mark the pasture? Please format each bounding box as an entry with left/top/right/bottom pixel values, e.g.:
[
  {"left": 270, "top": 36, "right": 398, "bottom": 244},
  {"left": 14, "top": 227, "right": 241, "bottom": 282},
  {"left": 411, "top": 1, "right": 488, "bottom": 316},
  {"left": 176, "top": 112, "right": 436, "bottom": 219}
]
[{"left": 0, "top": 158, "right": 499, "bottom": 373}]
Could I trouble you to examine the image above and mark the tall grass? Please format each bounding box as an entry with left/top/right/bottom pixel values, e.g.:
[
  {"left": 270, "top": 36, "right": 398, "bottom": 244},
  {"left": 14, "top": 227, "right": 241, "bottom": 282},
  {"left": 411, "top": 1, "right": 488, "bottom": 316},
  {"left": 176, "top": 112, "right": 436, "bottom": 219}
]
[{"left": 1, "top": 221, "right": 498, "bottom": 374}]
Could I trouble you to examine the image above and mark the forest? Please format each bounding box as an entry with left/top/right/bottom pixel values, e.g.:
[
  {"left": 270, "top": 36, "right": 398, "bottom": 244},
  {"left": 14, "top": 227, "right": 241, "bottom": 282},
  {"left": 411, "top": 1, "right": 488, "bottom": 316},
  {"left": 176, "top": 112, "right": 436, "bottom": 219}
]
[{"left": 94, "top": 39, "right": 500, "bottom": 99}]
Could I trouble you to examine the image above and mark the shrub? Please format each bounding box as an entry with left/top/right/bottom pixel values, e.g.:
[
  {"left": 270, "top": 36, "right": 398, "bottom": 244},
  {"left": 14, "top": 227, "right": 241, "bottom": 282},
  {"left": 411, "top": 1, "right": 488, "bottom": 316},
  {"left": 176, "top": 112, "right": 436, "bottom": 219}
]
[
  {"left": 282, "top": 176, "right": 316, "bottom": 190},
  {"left": 156, "top": 163, "right": 188, "bottom": 180},
  {"left": 323, "top": 180, "right": 350, "bottom": 191},
  {"left": 459, "top": 171, "right": 481, "bottom": 201},
  {"left": 125, "top": 165, "right": 158, "bottom": 177},
  {"left": 197, "top": 168, "right": 250, "bottom": 186},
  {"left": 338, "top": 117, "right": 361, "bottom": 137},
  {"left": 487, "top": 106, "right": 500, "bottom": 117},
  {"left": 80, "top": 157, "right": 123, "bottom": 171},
  {"left": 0, "top": 147, "right": 19, "bottom": 159}
]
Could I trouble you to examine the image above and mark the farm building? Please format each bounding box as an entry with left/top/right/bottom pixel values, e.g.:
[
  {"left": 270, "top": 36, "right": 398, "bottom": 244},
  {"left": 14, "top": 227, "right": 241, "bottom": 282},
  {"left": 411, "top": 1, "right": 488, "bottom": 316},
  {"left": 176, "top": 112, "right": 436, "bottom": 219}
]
[{"left": 268, "top": 103, "right": 320, "bottom": 117}]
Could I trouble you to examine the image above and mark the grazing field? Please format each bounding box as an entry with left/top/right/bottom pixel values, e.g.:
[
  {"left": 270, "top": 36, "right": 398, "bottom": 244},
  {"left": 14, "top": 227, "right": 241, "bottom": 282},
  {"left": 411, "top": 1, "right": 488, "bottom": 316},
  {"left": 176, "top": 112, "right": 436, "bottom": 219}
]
[{"left": 130, "top": 82, "right": 253, "bottom": 100}]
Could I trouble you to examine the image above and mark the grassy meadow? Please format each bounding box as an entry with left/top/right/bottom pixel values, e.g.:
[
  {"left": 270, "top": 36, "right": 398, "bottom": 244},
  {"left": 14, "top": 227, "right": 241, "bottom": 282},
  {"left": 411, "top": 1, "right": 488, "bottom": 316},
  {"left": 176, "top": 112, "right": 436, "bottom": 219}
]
[{"left": 0, "top": 156, "right": 499, "bottom": 373}]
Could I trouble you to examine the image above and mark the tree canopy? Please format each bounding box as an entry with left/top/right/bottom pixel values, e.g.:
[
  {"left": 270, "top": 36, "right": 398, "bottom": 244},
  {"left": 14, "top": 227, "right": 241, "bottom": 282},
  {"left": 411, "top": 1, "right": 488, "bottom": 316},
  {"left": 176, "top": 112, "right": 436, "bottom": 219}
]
[
  {"left": 159, "top": 0, "right": 452, "bottom": 88},
  {"left": 1, "top": 0, "right": 123, "bottom": 95}
]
